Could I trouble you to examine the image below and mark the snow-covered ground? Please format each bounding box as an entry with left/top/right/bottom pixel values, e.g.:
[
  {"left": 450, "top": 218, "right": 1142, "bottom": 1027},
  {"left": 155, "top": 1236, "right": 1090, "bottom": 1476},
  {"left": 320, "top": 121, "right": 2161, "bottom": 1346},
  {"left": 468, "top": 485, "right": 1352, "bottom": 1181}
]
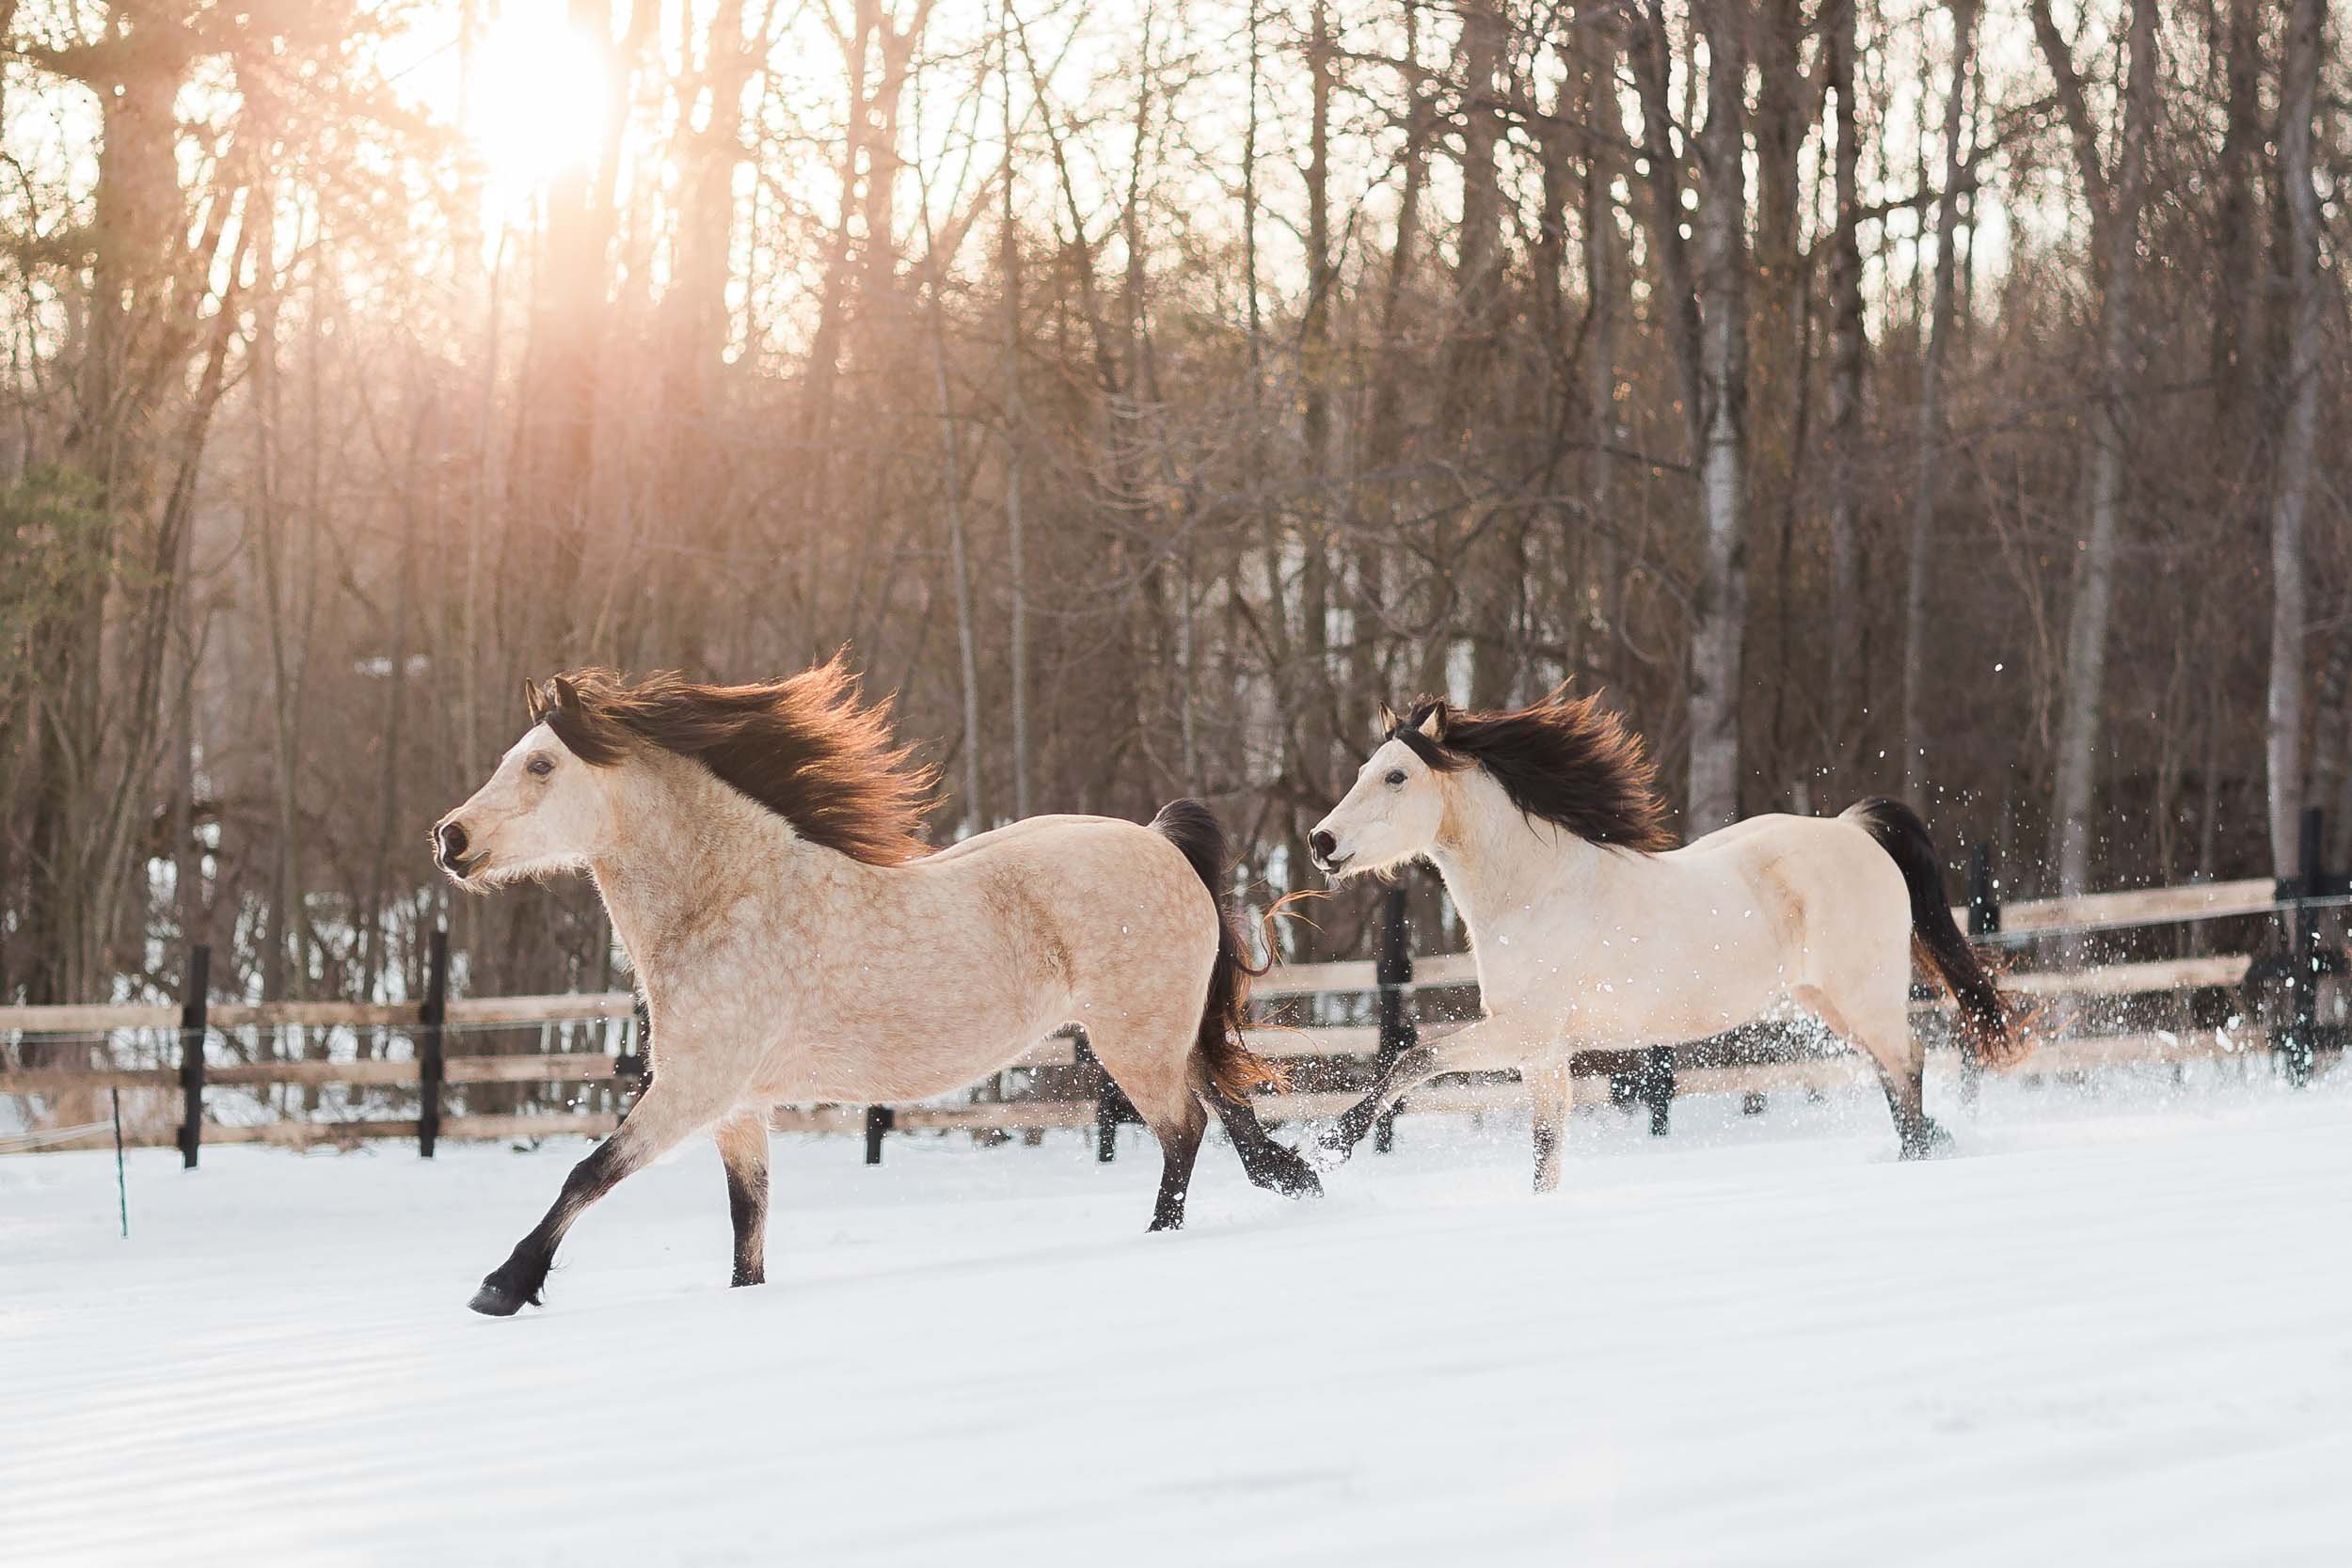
[{"left": 6, "top": 1075, "right": 2350, "bottom": 1567}]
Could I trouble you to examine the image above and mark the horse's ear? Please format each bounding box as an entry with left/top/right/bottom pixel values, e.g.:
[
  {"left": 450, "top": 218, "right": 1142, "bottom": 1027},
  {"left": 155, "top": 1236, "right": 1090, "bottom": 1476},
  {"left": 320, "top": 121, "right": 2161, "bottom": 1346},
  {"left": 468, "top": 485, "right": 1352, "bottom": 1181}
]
[
  {"left": 550, "top": 674, "right": 580, "bottom": 713},
  {"left": 524, "top": 677, "right": 548, "bottom": 722},
  {"left": 1376, "top": 700, "right": 1401, "bottom": 736},
  {"left": 1416, "top": 704, "right": 1447, "bottom": 742}
]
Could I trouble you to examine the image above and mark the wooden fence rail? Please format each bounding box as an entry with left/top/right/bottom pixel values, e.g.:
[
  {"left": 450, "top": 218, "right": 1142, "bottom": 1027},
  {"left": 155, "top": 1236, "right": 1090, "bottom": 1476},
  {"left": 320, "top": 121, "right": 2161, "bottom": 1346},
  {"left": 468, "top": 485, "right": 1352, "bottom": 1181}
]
[{"left": 6, "top": 823, "right": 2344, "bottom": 1162}]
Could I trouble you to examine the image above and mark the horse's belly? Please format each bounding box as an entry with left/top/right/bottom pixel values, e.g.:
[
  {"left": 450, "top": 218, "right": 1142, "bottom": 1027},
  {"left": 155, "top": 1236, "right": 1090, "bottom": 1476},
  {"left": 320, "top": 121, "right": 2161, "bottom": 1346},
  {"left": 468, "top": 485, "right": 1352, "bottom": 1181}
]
[
  {"left": 1535, "top": 945, "right": 1788, "bottom": 1047},
  {"left": 1580, "top": 993, "right": 1774, "bottom": 1050},
  {"left": 749, "top": 1027, "right": 1053, "bottom": 1106}
]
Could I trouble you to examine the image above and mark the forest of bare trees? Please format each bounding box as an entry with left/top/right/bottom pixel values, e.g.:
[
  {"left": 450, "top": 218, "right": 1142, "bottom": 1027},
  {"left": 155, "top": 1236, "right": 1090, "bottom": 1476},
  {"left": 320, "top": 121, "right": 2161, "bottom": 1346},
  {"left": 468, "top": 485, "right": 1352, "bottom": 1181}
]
[{"left": 1, "top": 0, "right": 2344, "bottom": 1010}]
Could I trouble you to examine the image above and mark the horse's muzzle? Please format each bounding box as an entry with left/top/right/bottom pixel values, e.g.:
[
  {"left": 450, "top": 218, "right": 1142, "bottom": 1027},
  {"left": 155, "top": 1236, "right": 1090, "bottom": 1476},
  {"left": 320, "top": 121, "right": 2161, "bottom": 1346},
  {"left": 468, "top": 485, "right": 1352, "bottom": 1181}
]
[
  {"left": 1308, "top": 830, "right": 1351, "bottom": 875},
  {"left": 436, "top": 821, "right": 483, "bottom": 879}
]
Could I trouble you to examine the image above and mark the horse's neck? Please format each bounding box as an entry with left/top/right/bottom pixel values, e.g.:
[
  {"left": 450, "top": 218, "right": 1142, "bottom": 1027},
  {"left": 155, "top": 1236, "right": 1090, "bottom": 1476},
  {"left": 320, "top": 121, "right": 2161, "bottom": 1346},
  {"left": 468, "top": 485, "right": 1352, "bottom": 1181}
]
[
  {"left": 1428, "top": 770, "right": 1605, "bottom": 949},
  {"left": 588, "top": 752, "right": 818, "bottom": 969}
]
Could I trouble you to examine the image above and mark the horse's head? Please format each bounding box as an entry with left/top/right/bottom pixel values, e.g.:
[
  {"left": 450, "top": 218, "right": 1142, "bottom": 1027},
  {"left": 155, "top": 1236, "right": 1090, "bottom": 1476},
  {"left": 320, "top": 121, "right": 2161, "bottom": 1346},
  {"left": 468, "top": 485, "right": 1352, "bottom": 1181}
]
[
  {"left": 433, "top": 676, "right": 616, "bottom": 889},
  {"left": 1308, "top": 704, "right": 1454, "bottom": 880},
  {"left": 1311, "top": 689, "right": 1674, "bottom": 881}
]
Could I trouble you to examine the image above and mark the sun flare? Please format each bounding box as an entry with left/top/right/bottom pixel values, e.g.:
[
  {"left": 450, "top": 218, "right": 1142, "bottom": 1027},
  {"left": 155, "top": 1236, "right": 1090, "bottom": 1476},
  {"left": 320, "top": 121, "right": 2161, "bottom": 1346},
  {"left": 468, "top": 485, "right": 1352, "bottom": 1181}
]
[{"left": 460, "top": 3, "right": 612, "bottom": 203}]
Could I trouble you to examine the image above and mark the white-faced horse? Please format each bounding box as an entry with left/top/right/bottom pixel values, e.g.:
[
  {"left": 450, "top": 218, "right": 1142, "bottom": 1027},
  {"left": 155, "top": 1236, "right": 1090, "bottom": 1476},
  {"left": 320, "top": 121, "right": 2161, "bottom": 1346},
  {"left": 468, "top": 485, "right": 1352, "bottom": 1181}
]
[
  {"left": 434, "top": 659, "right": 1318, "bottom": 1315},
  {"left": 1307, "top": 691, "right": 2027, "bottom": 1188}
]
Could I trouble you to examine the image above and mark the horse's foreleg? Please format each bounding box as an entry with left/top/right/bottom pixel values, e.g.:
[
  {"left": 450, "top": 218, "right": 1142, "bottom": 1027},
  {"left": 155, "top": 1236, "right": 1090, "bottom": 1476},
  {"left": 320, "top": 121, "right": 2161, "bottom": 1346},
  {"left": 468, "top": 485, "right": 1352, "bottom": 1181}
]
[
  {"left": 469, "top": 1136, "right": 646, "bottom": 1316},
  {"left": 469, "top": 1079, "right": 733, "bottom": 1316},
  {"left": 1318, "top": 1017, "right": 1522, "bottom": 1166},
  {"left": 714, "top": 1109, "right": 771, "bottom": 1287}
]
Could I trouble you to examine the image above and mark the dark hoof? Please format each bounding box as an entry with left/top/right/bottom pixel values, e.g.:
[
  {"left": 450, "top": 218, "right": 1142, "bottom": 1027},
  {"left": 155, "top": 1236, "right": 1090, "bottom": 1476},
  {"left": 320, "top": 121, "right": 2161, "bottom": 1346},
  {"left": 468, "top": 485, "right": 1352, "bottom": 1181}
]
[
  {"left": 468, "top": 1282, "right": 530, "bottom": 1317},
  {"left": 1275, "top": 1163, "right": 1325, "bottom": 1199},
  {"left": 729, "top": 1271, "right": 765, "bottom": 1289},
  {"left": 1899, "top": 1120, "right": 1955, "bottom": 1162},
  {"left": 1311, "top": 1129, "right": 1359, "bottom": 1173},
  {"left": 1147, "top": 1215, "right": 1184, "bottom": 1234}
]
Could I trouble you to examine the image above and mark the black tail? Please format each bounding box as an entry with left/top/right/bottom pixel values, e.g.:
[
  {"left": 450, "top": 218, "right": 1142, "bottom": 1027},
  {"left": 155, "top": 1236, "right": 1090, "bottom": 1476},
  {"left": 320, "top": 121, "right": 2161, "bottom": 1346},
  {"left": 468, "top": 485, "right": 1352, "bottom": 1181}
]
[
  {"left": 1150, "top": 800, "right": 1288, "bottom": 1100},
  {"left": 1844, "top": 797, "right": 2030, "bottom": 1069}
]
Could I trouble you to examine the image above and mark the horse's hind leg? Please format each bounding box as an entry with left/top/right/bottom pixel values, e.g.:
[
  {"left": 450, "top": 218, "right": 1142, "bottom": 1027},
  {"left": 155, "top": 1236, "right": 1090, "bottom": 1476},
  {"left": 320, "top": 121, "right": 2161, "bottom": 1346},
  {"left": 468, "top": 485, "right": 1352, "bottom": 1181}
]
[
  {"left": 1091, "top": 1022, "right": 1215, "bottom": 1231},
  {"left": 1799, "top": 984, "right": 1949, "bottom": 1161},
  {"left": 1202, "top": 1083, "right": 1322, "bottom": 1198},
  {"left": 714, "top": 1109, "right": 770, "bottom": 1287},
  {"left": 1876, "top": 1064, "right": 1951, "bottom": 1160},
  {"left": 1147, "top": 1093, "right": 1209, "bottom": 1232}
]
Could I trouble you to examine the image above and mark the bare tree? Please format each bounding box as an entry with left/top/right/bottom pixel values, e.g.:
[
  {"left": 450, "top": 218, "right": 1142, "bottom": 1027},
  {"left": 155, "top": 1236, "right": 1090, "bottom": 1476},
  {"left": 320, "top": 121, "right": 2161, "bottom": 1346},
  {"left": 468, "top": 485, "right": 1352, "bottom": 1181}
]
[
  {"left": 2033, "top": 0, "right": 2158, "bottom": 896},
  {"left": 2266, "top": 0, "right": 2328, "bottom": 875},
  {"left": 1901, "top": 0, "right": 1979, "bottom": 801},
  {"left": 7, "top": 0, "right": 2350, "bottom": 1019},
  {"left": 1631, "top": 0, "right": 1753, "bottom": 831},
  {"left": 1821, "top": 0, "right": 1869, "bottom": 752}
]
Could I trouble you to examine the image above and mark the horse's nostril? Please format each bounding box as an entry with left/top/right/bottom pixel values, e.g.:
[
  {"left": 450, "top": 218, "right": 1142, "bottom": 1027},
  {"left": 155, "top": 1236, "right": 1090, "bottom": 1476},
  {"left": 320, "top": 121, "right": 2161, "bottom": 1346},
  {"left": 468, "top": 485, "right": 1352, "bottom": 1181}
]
[
  {"left": 438, "top": 822, "right": 469, "bottom": 865},
  {"left": 1309, "top": 830, "right": 1337, "bottom": 862}
]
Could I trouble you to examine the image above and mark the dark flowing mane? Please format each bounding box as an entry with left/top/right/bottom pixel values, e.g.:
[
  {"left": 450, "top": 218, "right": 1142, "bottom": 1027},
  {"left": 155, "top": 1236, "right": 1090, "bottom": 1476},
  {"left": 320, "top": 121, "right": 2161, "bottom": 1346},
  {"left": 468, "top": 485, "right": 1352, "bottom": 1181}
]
[
  {"left": 528, "top": 657, "right": 939, "bottom": 864},
  {"left": 1386, "top": 688, "right": 1677, "bottom": 853}
]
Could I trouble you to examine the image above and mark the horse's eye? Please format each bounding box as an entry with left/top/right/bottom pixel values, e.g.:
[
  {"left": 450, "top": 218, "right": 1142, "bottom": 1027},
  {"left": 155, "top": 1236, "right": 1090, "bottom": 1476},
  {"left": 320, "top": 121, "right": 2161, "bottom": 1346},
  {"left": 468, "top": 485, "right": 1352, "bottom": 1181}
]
[
  {"left": 527, "top": 754, "right": 554, "bottom": 778},
  {"left": 1385, "top": 768, "right": 1407, "bottom": 787}
]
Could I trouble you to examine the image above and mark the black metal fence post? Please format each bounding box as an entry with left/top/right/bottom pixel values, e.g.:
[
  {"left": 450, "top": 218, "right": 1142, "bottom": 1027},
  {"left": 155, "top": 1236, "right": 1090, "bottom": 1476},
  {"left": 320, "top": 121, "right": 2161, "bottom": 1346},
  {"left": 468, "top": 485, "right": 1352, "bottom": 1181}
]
[
  {"left": 614, "top": 996, "right": 650, "bottom": 1122},
  {"left": 1966, "top": 844, "right": 2001, "bottom": 938},
  {"left": 1065, "top": 1031, "right": 1123, "bottom": 1163},
  {"left": 1374, "top": 884, "right": 1415, "bottom": 1154},
  {"left": 419, "top": 928, "right": 448, "bottom": 1157},
  {"left": 1963, "top": 845, "right": 2000, "bottom": 1106},
  {"left": 1094, "top": 1072, "right": 1123, "bottom": 1163},
  {"left": 863, "top": 1104, "right": 895, "bottom": 1164},
  {"left": 1641, "top": 1046, "right": 1675, "bottom": 1136},
  {"left": 177, "top": 943, "right": 210, "bottom": 1170}
]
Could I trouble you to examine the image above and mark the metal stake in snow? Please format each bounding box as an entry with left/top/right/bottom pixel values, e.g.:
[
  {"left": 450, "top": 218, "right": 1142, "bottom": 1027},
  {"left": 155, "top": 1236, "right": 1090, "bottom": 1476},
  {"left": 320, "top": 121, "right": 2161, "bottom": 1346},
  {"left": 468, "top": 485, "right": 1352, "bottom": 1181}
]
[{"left": 111, "top": 1085, "right": 128, "bottom": 1239}]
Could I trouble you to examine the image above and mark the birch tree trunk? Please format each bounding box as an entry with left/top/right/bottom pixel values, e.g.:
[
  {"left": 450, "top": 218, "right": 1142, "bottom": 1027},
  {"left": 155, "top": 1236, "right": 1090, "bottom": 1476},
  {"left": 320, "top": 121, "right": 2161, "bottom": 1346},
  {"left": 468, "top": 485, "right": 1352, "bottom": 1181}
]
[
  {"left": 1001, "top": 0, "right": 1030, "bottom": 818},
  {"left": 928, "top": 291, "right": 985, "bottom": 834},
  {"left": 1451, "top": 0, "right": 1514, "bottom": 706},
  {"left": 2035, "top": 0, "right": 2156, "bottom": 896},
  {"left": 1822, "top": 0, "right": 1867, "bottom": 751},
  {"left": 1685, "top": 0, "right": 1751, "bottom": 832},
  {"left": 1299, "top": 0, "right": 1336, "bottom": 787},
  {"left": 1578, "top": 9, "right": 1627, "bottom": 690},
  {"left": 2266, "top": 0, "right": 2327, "bottom": 876},
  {"left": 250, "top": 193, "right": 303, "bottom": 1002},
  {"left": 1749, "top": 0, "right": 1804, "bottom": 608},
  {"left": 1351, "top": 20, "right": 1433, "bottom": 718},
  {"left": 1900, "top": 0, "right": 1976, "bottom": 801},
  {"left": 661, "top": 0, "right": 758, "bottom": 432},
  {"left": 2210, "top": 0, "right": 2266, "bottom": 469}
]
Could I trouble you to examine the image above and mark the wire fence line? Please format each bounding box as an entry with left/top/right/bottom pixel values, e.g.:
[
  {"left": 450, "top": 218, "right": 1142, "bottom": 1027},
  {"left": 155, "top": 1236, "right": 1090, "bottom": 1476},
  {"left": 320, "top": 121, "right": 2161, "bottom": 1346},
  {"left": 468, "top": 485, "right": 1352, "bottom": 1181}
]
[{"left": 0, "top": 1119, "right": 116, "bottom": 1153}]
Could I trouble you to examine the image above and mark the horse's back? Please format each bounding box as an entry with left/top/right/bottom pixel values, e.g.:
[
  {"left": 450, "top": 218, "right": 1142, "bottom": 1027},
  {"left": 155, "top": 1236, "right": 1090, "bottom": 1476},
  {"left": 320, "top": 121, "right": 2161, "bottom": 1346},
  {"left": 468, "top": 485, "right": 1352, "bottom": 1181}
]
[
  {"left": 1678, "top": 809, "right": 1901, "bottom": 879},
  {"left": 912, "top": 811, "right": 1221, "bottom": 979},
  {"left": 925, "top": 812, "right": 1150, "bottom": 862},
  {"left": 763, "top": 813, "right": 1218, "bottom": 1102},
  {"left": 1671, "top": 811, "right": 1912, "bottom": 954}
]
